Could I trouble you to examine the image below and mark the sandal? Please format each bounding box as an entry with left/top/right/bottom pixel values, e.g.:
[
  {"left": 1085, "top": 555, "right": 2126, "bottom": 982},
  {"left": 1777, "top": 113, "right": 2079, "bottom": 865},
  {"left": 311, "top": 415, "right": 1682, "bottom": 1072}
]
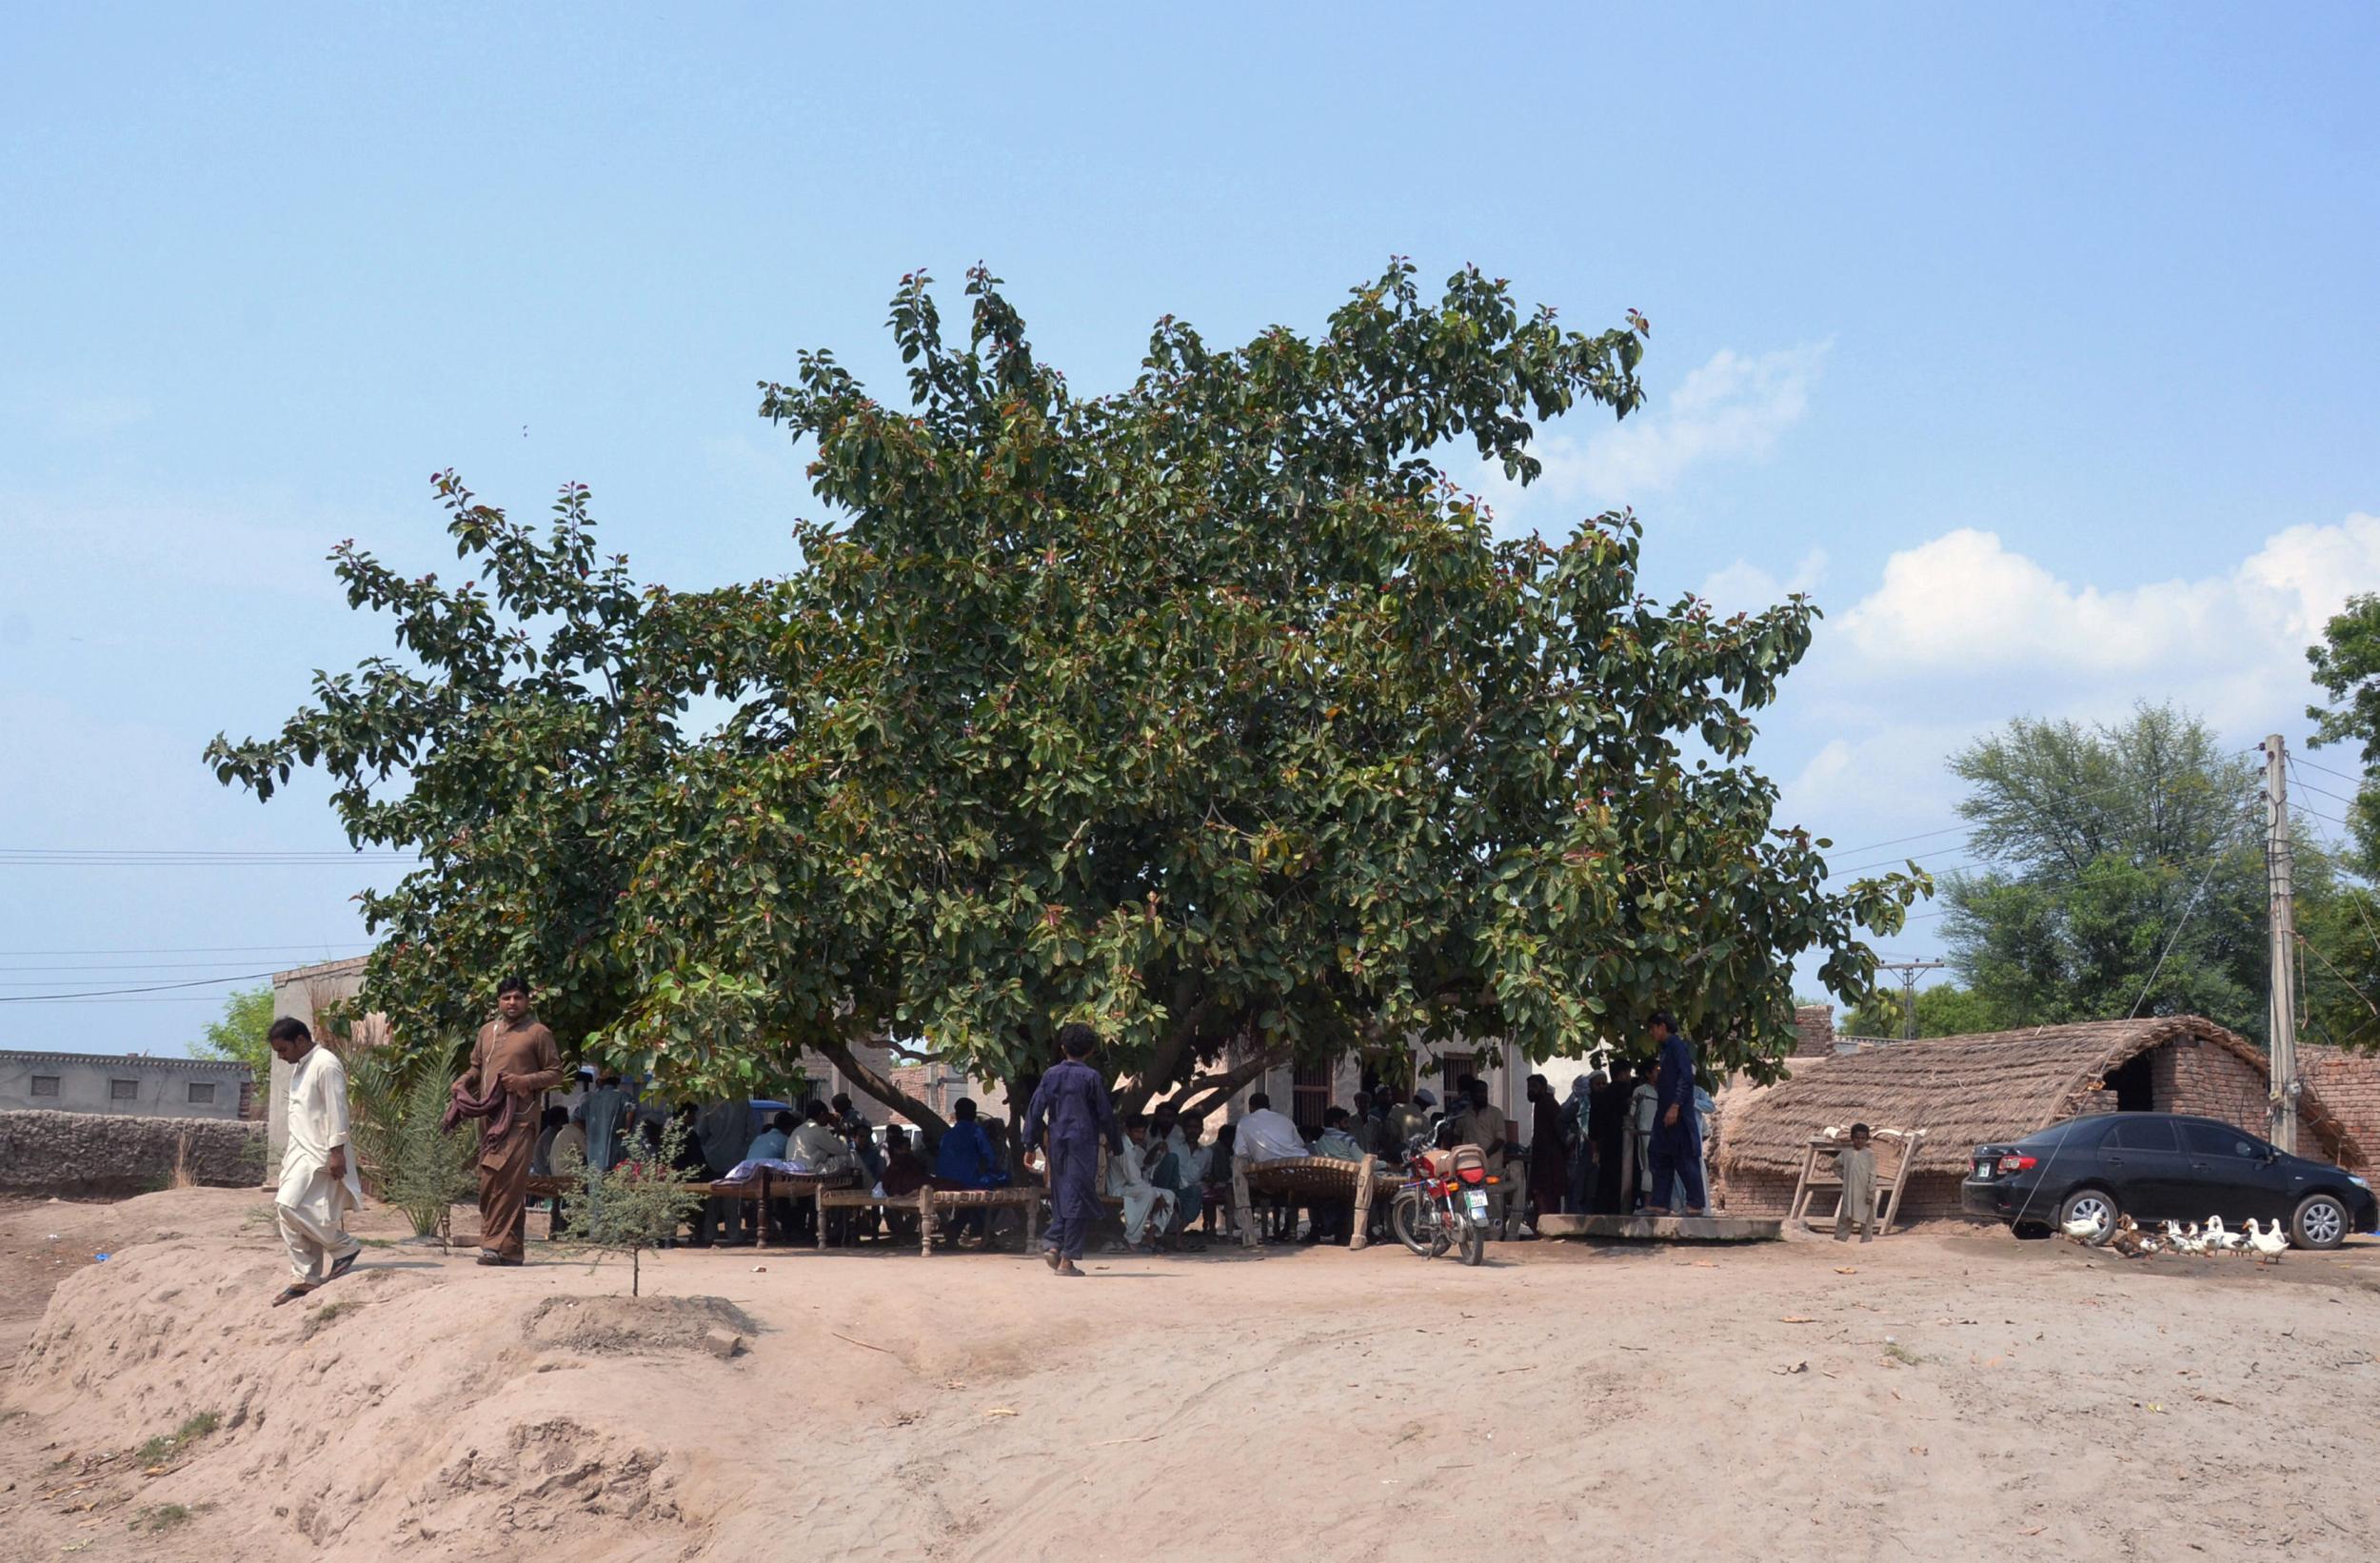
[
  {"left": 271, "top": 1284, "right": 314, "bottom": 1308},
  {"left": 325, "top": 1250, "right": 360, "bottom": 1283}
]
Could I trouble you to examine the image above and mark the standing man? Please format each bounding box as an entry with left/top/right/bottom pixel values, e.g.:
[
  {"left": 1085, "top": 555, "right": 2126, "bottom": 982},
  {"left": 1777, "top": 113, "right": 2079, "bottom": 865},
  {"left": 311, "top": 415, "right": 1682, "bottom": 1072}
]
[
  {"left": 582, "top": 1069, "right": 632, "bottom": 1172},
  {"left": 1023, "top": 1022, "right": 1123, "bottom": 1277},
  {"left": 1642, "top": 1011, "right": 1709, "bottom": 1217},
  {"left": 451, "top": 976, "right": 565, "bottom": 1266},
  {"left": 1526, "top": 1074, "right": 1568, "bottom": 1223},
  {"left": 268, "top": 1018, "right": 364, "bottom": 1306}
]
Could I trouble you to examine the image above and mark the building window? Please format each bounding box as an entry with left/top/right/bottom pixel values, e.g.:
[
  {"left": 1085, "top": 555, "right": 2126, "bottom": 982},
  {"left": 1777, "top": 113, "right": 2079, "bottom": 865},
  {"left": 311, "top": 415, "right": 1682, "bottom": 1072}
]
[
  {"left": 30, "top": 1076, "right": 59, "bottom": 1098},
  {"left": 188, "top": 1081, "right": 216, "bottom": 1105},
  {"left": 109, "top": 1078, "right": 138, "bottom": 1100},
  {"left": 1291, "top": 1057, "right": 1335, "bottom": 1134}
]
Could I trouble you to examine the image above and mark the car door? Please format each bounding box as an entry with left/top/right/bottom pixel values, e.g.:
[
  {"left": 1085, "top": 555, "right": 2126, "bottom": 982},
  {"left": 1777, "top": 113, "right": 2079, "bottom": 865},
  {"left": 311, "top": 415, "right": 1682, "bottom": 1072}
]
[
  {"left": 2095, "top": 1115, "right": 2187, "bottom": 1220},
  {"left": 2178, "top": 1120, "right": 2289, "bottom": 1225}
]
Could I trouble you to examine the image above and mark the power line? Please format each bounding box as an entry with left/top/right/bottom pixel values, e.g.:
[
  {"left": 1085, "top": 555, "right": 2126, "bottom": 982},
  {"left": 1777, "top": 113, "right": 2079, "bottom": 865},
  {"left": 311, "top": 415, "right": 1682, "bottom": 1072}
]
[
  {"left": 2293, "top": 752, "right": 2366, "bottom": 786},
  {"left": 0, "top": 942, "right": 371, "bottom": 958},
  {"left": 0, "top": 960, "right": 359, "bottom": 974},
  {"left": 0, "top": 969, "right": 283, "bottom": 1003}
]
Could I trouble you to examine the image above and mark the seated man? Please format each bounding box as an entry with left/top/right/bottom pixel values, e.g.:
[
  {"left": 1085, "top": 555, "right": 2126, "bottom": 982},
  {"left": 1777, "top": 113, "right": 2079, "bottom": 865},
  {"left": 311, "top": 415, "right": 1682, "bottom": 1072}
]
[
  {"left": 1233, "top": 1092, "right": 1310, "bottom": 1163},
  {"left": 789, "top": 1100, "right": 855, "bottom": 1175},
  {"left": 1104, "top": 1114, "right": 1178, "bottom": 1253},
  {"left": 1305, "top": 1106, "right": 1365, "bottom": 1244},
  {"left": 881, "top": 1124, "right": 933, "bottom": 1197},
  {"left": 1146, "top": 1109, "right": 1206, "bottom": 1239},
  {"left": 1384, "top": 1089, "right": 1434, "bottom": 1157},
  {"left": 745, "top": 1108, "right": 795, "bottom": 1165},
  {"left": 1232, "top": 1094, "right": 1311, "bottom": 1239},
  {"left": 932, "top": 1096, "right": 1008, "bottom": 1242},
  {"left": 876, "top": 1125, "right": 930, "bottom": 1240}
]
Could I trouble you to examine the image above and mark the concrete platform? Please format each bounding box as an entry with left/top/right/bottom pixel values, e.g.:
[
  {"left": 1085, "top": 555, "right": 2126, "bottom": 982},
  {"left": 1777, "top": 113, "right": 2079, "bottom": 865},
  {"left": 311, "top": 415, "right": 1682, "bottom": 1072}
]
[{"left": 1536, "top": 1213, "right": 1782, "bottom": 1243}]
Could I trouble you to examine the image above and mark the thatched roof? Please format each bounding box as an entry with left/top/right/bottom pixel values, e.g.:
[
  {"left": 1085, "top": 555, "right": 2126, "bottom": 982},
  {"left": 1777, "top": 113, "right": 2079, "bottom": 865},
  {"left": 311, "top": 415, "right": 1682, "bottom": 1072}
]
[{"left": 1717, "top": 1016, "right": 2368, "bottom": 1178}]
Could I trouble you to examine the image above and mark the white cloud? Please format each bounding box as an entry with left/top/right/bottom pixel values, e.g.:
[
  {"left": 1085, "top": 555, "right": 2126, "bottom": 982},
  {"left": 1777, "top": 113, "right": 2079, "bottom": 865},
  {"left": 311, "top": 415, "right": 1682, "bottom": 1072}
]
[
  {"left": 1699, "top": 547, "right": 1829, "bottom": 615},
  {"left": 1474, "top": 340, "right": 1831, "bottom": 526},
  {"left": 1830, "top": 516, "right": 2380, "bottom": 727}
]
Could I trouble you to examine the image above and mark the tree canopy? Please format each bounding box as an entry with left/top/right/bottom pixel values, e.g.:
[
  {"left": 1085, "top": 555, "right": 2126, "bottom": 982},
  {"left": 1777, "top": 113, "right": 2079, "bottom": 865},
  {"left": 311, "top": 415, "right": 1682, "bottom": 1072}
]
[
  {"left": 1939, "top": 703, "right": 2304, "bottom": 1041},
  {"left": 211, "top": 262, "right": 1923, "bottom": 1118},
  {"left": 193, "top": 984, "right": 274, "bottom": 1087}
]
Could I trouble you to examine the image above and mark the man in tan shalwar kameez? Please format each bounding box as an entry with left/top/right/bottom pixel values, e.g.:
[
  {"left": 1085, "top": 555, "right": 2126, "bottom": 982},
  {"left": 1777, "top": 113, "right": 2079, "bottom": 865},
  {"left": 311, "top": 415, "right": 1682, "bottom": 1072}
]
[{"left": 451, "top": 976, "right": 564, "bottom": 1265}]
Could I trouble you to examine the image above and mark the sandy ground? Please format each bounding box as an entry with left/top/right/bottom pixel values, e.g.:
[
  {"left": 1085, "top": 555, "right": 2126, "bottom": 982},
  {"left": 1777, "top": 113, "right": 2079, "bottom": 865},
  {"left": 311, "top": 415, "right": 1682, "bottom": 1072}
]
[{"left": 4, "top": 1190, "right": 2379, "bottom": 1561}]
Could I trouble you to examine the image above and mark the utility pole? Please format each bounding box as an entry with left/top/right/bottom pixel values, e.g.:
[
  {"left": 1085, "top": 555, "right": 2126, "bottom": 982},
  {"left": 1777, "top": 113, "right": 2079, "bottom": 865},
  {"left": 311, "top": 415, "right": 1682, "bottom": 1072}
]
[
  {"left": 2264, "top": 734, "right": 2300, "bottom": 1153},
  {"left": 1875, "top": 960, "right": 1947, "bottom": 1040}
]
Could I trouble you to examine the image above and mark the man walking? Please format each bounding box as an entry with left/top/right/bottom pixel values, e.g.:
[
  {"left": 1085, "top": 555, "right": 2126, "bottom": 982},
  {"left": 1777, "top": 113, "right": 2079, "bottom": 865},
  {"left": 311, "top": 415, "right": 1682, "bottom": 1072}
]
[
  {"left": 269, "top": 1018, "right": 364, "bottom": 1305},
  {"left": 451, "top": 976, "right": 565, "bottom": 1266},
  {"left": 1023, "top": 1022, "right": 1123, "bottom": 1276},
  {"left": 1642, "top": 1011, "right": 1709, "bottom": 1217}
]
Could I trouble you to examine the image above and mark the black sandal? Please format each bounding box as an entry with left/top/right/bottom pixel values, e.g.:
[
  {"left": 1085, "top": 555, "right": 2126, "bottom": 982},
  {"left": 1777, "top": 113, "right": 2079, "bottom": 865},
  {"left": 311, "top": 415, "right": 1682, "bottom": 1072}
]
[{"left": 271, "top": 1284, "right": 314, "bottom": 1308}]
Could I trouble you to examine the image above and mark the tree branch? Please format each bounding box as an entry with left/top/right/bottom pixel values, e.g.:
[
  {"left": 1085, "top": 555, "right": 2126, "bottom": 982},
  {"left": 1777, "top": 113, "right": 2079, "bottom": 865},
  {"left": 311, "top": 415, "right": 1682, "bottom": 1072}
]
[
  {"left": 809, "top": 1033, "right": 949, "bottom": 1136},
  {"left": 1175, "top": 1041, "right": 1288, "bottom": 1119}
]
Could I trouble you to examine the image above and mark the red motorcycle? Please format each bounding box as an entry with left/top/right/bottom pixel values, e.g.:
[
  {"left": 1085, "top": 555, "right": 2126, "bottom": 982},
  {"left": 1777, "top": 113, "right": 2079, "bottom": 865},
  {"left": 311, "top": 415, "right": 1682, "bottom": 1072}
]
[{"left": 1389, "top": 1137, "right": 1493, "bottom": 1265}]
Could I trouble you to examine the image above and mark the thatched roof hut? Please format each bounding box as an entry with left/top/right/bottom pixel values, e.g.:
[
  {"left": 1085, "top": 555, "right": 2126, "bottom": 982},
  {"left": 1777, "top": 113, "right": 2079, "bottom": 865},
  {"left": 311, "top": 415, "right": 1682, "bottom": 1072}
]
[{"left": 1716, "top": 1016, "right": 2369, "bottom": 1221}]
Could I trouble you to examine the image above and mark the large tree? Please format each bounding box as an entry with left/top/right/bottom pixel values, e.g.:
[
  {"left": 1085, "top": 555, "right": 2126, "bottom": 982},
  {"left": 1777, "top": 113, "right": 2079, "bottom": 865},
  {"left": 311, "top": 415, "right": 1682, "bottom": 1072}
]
[
  {"left": 1939, "top": 704, "right": 2286, "bottom": 1039},
  {"left": 212, "top": 263, "right": 1922, "bottom": 1119}
]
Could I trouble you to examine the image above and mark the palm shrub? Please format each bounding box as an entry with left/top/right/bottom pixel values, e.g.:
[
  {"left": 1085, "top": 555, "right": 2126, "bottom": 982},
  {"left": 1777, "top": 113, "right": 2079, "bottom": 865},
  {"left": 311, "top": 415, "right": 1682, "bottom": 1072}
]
[{"left": 348, "top": 1054, "right": 477, "bottom": 1240}]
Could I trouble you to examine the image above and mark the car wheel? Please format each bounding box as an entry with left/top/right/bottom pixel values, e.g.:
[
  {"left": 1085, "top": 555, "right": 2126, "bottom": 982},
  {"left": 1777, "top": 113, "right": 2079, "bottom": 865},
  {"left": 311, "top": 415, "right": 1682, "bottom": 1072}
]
[
  {"left": 2057, "top": 1187, "right": 2118, "bottom": 1246},
  {"left": 2291, "top": 1193, "right": 2350, "bottom": 1251}
]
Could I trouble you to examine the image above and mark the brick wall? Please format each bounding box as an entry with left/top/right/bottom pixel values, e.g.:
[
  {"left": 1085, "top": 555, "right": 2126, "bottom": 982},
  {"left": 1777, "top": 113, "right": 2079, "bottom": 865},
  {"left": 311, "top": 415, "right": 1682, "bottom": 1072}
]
[
  {"left": 0, "top": 1110, "right": 267, "bottom": 1197},
  {"left": 2299, "top": 1045, "right": 2380, "bottom": 1173},
  {"left": 1792, "top": 1004, "right": 1835, "bottom": 1059}
]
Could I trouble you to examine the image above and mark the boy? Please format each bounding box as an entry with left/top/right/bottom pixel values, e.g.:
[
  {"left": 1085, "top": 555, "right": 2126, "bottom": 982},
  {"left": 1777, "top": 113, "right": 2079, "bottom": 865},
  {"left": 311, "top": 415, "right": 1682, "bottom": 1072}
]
[{"left": 1835, "top": 1123, "right": 1877, "bottom": 1242}]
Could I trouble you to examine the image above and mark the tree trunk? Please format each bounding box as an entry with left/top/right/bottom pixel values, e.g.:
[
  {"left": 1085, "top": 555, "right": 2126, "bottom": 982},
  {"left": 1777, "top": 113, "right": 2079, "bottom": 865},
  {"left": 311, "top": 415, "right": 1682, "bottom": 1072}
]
[{"left": 812, "top": 1035, "right": 950, "bottom": 1136}]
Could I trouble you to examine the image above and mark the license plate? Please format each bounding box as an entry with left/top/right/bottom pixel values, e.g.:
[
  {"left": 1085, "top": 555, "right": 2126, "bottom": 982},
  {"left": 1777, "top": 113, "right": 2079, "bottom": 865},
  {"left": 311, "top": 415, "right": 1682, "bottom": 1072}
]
[
  {"left": 1973, "top": 1160, "right": 1993, "bottom": 1178},
  {"left": 1465, "top": 1191, "right": 1489, "bottom": 1217}
]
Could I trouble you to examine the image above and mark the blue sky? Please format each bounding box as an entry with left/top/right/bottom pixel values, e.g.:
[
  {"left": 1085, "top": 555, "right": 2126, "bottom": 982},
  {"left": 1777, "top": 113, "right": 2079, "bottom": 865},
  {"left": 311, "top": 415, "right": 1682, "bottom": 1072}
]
[{"left": 4, "top": 5, "right": 2376, "bottom": 1053}]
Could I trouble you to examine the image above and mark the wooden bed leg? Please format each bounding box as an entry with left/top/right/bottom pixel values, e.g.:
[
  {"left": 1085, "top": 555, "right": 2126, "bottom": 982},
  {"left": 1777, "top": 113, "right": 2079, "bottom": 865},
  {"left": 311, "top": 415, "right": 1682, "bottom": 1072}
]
[
  {"left": 815, "top": 1188, "right": 828, "bottom": 1250},
  {"left": 919, "top": 1186, "right": 935, "bottom": 1257},
  {"left": 759, "top": 1172, "right": 774, "bottom": 1249},
  {"left": 1233, "top": 1156, "right": 1256, "bottom": 1249},
  {"left": 1025, "top": 1191, "right": 1040, "bottom": 1253},
  {"left": 1349, "top": 1155, "right": 1378, "bottom": 1252}
]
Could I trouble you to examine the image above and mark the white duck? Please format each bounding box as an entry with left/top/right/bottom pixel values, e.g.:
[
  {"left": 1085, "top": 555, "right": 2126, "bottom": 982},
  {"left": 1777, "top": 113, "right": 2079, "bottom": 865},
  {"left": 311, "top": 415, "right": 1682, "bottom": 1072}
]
[
  {"left": 2201, "top": 1216, "right": 2241, "bottom": 1253},
  {"left": 2061, "top": 1216, "right": 2100, "bottom": 1241},
  {"left": 2245, "top": 1218, "right": 2289, "bottom": 1264}
]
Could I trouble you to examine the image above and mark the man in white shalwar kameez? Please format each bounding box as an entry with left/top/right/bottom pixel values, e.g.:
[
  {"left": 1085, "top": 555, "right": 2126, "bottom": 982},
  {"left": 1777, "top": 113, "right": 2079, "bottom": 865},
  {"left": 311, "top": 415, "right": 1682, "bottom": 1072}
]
[
  {"left": 269, "top": 1018, "right": 365, "bottom": 1306},
  {"left": 1104, "top": 1115, "right": 1176, "bottom": 1251}
]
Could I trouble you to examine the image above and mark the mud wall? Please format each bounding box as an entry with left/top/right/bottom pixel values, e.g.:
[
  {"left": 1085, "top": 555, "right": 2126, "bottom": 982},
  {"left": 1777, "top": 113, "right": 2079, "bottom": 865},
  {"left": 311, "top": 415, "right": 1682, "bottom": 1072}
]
[{"left": 0, "top": 1109, "right": 266, "bottom": 1197}]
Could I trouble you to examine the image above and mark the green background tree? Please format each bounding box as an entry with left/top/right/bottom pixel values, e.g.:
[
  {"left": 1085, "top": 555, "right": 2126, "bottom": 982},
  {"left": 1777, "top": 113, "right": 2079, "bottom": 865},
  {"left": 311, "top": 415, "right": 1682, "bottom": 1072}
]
[{"left": 192, "top": 984, "right": 273, "bottom": 1090}]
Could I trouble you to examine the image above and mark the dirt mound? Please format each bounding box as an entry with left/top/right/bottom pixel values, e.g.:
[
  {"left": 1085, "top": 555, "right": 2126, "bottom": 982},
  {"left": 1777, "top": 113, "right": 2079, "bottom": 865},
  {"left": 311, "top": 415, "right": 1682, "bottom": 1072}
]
[
  {"left": 524, "top": 1294, "right": 757, "bottom": 1355},
  {"left": 0, "top": 1200, "right": 775, "bottom": 1560}
]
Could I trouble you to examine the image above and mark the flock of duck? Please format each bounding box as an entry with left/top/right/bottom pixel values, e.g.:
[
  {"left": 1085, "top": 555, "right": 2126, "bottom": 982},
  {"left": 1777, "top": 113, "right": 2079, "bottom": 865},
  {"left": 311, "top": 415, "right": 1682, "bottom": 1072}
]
[{"left": 2063, "top": 1212, "right": 2291, "bottom": 1263}]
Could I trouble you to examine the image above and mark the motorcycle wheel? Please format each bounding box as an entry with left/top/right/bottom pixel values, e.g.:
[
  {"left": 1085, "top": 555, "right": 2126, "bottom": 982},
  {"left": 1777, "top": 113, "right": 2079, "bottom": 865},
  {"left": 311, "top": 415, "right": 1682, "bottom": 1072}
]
[
  {"left": 1390, "top": 1192, "right": 1432, "bottom": 1256},
  {"left": 1454, "top": 1212, "right": 1485, "bottom": 1267}
]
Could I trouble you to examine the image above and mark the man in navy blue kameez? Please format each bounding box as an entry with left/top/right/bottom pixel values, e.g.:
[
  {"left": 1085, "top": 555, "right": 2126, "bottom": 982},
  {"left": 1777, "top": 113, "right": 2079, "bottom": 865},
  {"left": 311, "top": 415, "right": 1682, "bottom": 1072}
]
[
  {"left": 1642, "top": 1010, "right": 1709, "bottom": 1217},
  {"left": 1024, "top": 1022, "right": 1124, "bottom": 1276}
]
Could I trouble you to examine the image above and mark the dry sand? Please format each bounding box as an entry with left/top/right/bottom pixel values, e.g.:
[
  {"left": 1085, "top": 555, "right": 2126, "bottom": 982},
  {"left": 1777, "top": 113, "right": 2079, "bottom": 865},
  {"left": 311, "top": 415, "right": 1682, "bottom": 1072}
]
[{"left": 5, "top": 1188, "right": 2379, "bottom": 1561}]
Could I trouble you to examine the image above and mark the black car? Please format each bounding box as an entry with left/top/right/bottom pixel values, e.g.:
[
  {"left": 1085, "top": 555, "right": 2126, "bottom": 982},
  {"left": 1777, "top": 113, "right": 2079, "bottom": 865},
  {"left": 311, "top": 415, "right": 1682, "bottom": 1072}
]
[{"left": 1962, "top": 1112, "right": 2377, "bottom": 1250}]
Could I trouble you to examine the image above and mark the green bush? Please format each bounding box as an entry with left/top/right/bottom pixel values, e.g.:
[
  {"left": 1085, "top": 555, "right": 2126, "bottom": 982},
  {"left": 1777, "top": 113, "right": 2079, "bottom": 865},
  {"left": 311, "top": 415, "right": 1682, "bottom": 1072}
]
[{"left": 556, "top": 1120, "right": 703, "bottom": 1296}]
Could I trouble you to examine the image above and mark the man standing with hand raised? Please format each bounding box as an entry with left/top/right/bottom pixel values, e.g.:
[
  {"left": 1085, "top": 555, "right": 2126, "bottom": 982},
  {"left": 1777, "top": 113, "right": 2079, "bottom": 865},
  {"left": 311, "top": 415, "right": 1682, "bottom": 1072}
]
[{"left": 452, "top": 976, "right": 565, "bottom": 1266}]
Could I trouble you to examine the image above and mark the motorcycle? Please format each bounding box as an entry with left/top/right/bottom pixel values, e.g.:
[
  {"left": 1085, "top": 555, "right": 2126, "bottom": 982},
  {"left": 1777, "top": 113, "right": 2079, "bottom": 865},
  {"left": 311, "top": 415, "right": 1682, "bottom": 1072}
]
[{"left": 1388, "top": 1134, "right": 1495, "bottom": 1265}]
